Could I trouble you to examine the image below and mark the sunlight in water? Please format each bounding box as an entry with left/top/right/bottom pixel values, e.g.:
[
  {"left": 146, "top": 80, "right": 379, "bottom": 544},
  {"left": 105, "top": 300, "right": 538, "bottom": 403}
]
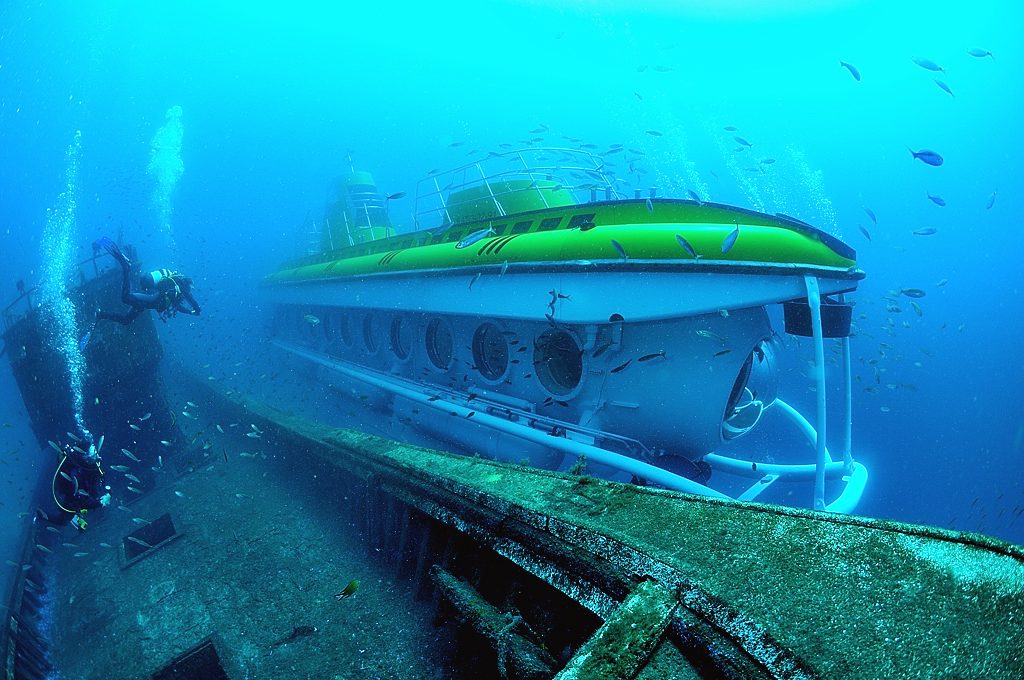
[{"left": 39, "top": 130, "right": 90, "bottom": 442}]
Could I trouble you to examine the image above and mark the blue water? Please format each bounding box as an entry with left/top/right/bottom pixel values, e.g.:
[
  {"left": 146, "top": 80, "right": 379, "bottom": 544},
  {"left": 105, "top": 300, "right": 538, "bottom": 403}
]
[{"left": 1, "top": 0, "right": 1022, "bottom": 567}]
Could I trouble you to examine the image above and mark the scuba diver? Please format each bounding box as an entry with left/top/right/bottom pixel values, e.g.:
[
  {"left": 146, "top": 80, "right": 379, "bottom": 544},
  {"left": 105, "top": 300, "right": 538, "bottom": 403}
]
[
  {"left": 93, "top": 236, "right": 201, "bottom": 327},
  {"left": 53, "top": 441, "right": 111, "bottom": 531}
]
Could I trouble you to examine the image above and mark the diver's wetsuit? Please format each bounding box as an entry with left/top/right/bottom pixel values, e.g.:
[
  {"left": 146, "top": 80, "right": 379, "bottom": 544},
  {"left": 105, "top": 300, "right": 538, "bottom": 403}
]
[
  {"left": 96, "top": 240, "right": 200, "bottom": 325},
  {"left": 53, "top": 444, "right": 105, "bottom": 519}
]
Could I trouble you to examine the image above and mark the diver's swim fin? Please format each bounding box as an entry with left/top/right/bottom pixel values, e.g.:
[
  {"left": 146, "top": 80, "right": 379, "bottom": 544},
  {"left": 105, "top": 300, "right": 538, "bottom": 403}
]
[{"left": 95, "top": 236, "right": 129, "bottom": 266}]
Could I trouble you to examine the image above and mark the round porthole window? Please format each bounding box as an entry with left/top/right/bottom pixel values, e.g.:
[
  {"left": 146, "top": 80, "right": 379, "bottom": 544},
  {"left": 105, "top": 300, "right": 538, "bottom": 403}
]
[
  {"left": 425, "top": 318, "right": 453, "bottom": 370},
  {"left": 390, "top": 316, "right": 414, "bottom": 360},
  {"left": 534, "top": 329, "right": 583, "bottom": 396},
  {"left": 472, "top": 323, "right": 509, "bottom": 381},
  {"left": 363, "top": 314, "right": 383, "bottom": 353}
]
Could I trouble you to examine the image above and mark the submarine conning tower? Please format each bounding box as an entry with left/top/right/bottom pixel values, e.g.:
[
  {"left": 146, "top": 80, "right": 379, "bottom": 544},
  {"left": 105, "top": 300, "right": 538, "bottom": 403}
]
[{"left": 323, "top": 170, "right": 393, "bottom": 250}]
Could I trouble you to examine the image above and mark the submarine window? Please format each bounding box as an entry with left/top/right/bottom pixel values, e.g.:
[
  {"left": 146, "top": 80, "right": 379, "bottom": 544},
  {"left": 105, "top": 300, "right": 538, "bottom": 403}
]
[
  {"left": 511, "top": 221, "right": 533, "bottom": 234},
  {"left": 425, "top": 318, "right": 454, "bottom": 370},
  {"left": 568, "top": 213, "right": 597, "bottom": 229},
  {"left": 472, "top": 323, "right": 509, "bottom": 381},
  {"left": 363, "top": 314, "right": 383, "bottom": 354},
  {"left": 338, "top": 312, "right": 354, "bottom": 347},
  {"left": 535, "top": 329, "right": 583, "bottom": 396},
  {"left": 491, "top": 223, "right": 508, "bottom": 236},
  {"left": 538, "top": 217, "right": 562, "bottom": 231},
  {"left": 390, "top": 316, "right": 414, "bottom": 361}
]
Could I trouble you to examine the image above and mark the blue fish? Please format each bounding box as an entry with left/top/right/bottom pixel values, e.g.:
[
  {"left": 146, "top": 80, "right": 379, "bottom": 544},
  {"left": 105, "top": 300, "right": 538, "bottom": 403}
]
[
  {"left": 863, "top": 207, "right": 877, "bottom": 224},
  {"left": 645, "top": 197, "right": 654, "bottom": 213},
  {"left": 934, "top": 80, "right": 954, "bottom": 97},
  {"left": 733, "top": 136, "right": 752, "bottom": 148},
  {"left": 455, "top": 226, "right": 496, "bottom": 249},
  {"left": 675, "top": 234, "right": 700, "bottom": 259},
  {"left": 721, "top": 225, "right": 740, "bottom": 254},
  {"left": 986, "top": 191, "right": 997, "bottom": 210},
  {"left": 926, "top": 193, "right": 946, "bottom": 207},
  {"left": 858, "top": 225, "right": 872, "bottom": 242},
  {"left": 686, "top": 190, "right": 703, "bottom": 205},
  {"left": 839, "top": 61, "right": 861, "bottom": 81},
  {"left": 967, "top": 48, "right": 993, "bottom": 59},
  {"left": 610, "top": 239, "right": 628, "bottom": 260},
  {"left": 912, "top": 57, "right": 944, "bottom": 73},
  {"left": 909, "top": 148, "right": 943, "bottom": 166}
]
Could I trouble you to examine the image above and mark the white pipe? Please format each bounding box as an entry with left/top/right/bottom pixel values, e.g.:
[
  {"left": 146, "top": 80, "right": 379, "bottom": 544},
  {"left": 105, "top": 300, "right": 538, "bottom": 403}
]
[
  {"left": 804, "top": 276, "right": 828, "bottom": 510},
  {"left": 273, "top": 340, "right": 729, "bottom": 498}
]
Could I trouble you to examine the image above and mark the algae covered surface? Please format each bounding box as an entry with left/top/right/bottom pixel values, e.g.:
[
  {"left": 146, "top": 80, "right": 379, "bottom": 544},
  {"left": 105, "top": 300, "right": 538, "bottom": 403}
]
[{"left": 322, "top": 426, "right": 1024, "bottom": 678}]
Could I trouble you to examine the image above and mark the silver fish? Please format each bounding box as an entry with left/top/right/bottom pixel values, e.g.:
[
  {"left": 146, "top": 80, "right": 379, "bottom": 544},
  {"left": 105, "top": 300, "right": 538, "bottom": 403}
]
[
  {"left": 985, "top": 191, "right": 997, "bottom": 210},
  {"left": 456, "top": 227, "right": 496, "bottom": 249},
  {"left": 675, "top": 234, "right": 699, "bottom": 259},
  {"left": 839, "top": 60, "right": 861, "bottom": 81},
  {"left": 686, "top": 190, "right": 703, "bottom": 205},
  {"left": 610, "top": 239, "right": 628, "bottom": 260},
  {"left": 109, "top": 465, "right": 130, "bottom": 473},
  {"left": 912, "top": 57, "right": 943, "bottom": 72},
  {"left": 121, "top": 448, "right": 141, "bottom": 462},
  {"left": 139, "top": 412, "right": 152, "bottom": 421},
  {"left": 126, "top": 536, "right": 153, "bottom": 549},
  {"left": 721, "top": 225, "right": 740, "bottom": 254}
]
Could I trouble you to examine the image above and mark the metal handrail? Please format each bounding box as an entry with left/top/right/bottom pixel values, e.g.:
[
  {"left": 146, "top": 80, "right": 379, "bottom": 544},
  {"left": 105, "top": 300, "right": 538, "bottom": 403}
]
[
  {"left": 2, "top": 254, "right": 110, "bottom": 335},
  {"left": 414, "top": 147, "right": 625, "bottom": 230}
]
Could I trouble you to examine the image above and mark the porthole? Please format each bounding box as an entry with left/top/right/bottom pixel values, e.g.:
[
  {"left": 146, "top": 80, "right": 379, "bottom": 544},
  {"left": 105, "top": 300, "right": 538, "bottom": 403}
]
[
  {"left": 390, "top": 316, "right": 414, "bottom": 361},
  {"left": 425, "top": 318, "right": 453, "bottom": 370},
  {"left": 363, "top": 314, "right": 383, "bottom": 354},
  {"left": 534, "top": 329, "right": 583, "bottom": 396},
  {"left": 472, "top": 323, "right": 509, "bottom": 382},
  {"left": 338, "top": 312, "right": 353, "bottom": 347}
]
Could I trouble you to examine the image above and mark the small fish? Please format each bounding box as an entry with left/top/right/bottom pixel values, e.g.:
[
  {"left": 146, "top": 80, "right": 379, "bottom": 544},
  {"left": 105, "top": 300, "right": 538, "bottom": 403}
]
[
  {"left": 235, "top": 493, "right": 253, "bottom": 500},
  {"left": 610, "top": 239, "right": 628, "bottom": 260},
  {"left": 936, "top": 278, "right": 948, "bottom": 287},
  {"left": 610, "top": 359, "right": 632, "bottom": 374},
  {"left": 160, "top": 440, "right": 172, "bottom": 447},
  {"left": 913, "top": 227, "right": 938, "bottom": 236},
  {"left": 468, "top": 272, "right": 482, "bottom": 290},
  {"left": 99, "top": 542, "right": 113, "bottom": 548},
  {"left": 967, "top": 48, "right": 993, "bottom": 59},
  {"left": 926, "top": 193, "right": 946, "bottom": 207},
  {"left": 760, "top": 158, "right": 776, "bottom": 165},
  {"left": 335, "top": 579, "right": 360, "bottom": 600},
  {"left": 733, "top": 136, "right": 752, "bottom": 148},
  {"left": 132, "top": 517, "right": 151, "bottom": 526},
  {"left": 121, "top": 448, "right": 141, "bottom": 462},
  {"left": 181, "top": 410, "right": 197, "bottom": 420},
  {"left": 66, "top": 431, "right": 81, "bottom": 442},
  {"left": 59, "top": 471, "right": 74, "bottom": 483},
  {"left": 839, "top": 60, "right": 861, "bottom": 81},
  {"left": 125, "top": 473, "right": 141, "bottom": 484},
  {"left": 863, "top": 207, "right": 877, "bottom": 224},
  {"left": 129, "top": 424, "right": 142, "bottom": 431},
  {"left": 139, "top": 413, "right": 151, "bottom": 421},
  {"left": 858, "top": 225, "right": 872, "bottom": 241},
  {"left": 645, "top": 130, "right": 663, "bottom": 137},
  {"left": 175, "top": 490, "right": 186, "bottom": 498},
  {"left": 448, "top": 141, "right": 464, "bottom": 147},
  {"left": 985, "top": 191, "right": 997, "bottom": 210},
  {"left": 686, "top": 190, "right": 703, "bottom": 205},
  {"left": 900, "top": 288, "right": 926, "bottom": 298},
  {"left": 245, "top": 432, "right": 261, "bottom": 439},
  {"left": 675, "top": 234, "right": 700, "bottom": 259},
  {"left": 696, "top": 329, "right": 728, "bottom": 344},
  {"left": 216, "top": 424, "right": 225, "bottom": 433},
  {"left": 36, "top": 544, "right": 52, "bottom": 554},
  {"left": 303, "top": 314, "right": 321, "bottom": 326},
  {"left": 721, "top": 225, "right": 740, "bottom": 254},
  {"left": 239, "top": 452, "right": 256, "bottom": 458},
  {"left": 933, "top": 79, "right": 954, "bottom": 97},
  {"left": 638, "top": 351, "right": 666, "bottom": 362},
  {"left": 910, "top": 301, "right": 923, "bottom": 317},
  {"left": 126, "top": 536, "right": 153, "bottom": 549},
  {"left": 909, "top": 148, "right": 943, "bottom": 166},
  {"left": 386, "top": 191, "right": 406, "bottom": 200},
  {"left": 73, "top": 551, "right": 88, "bottom": 557},
  {"left": 912, "top": 57, "right": 944, "bottom": 72},
  {"left": 713, "top": 349, "right": 732, "bottom": 357},
  {"left": 456, "top": 227, "right": 496, "bottom": 249},
  {"left": 645, "top": 197, "right": 654, "bottom": 213},
  {"left": 499, "top": 260, "right": 509, "bottom": 276},
  {"left": 109, "top": 464, "right": 129, "bottom": 472},
  {"left": 127, "top": 486, "right": 143, "bottom": 494},
  {"left": 723, "top": 125, "right": 738, "bottom": 131}
]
